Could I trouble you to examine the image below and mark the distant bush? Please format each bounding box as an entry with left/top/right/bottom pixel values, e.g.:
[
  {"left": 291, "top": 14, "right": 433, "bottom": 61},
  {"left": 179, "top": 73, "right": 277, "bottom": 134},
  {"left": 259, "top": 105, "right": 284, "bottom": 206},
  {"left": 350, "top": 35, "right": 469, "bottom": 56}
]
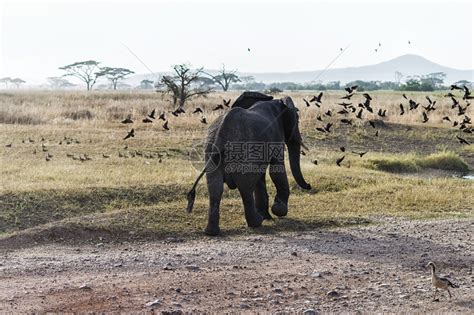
[
  {"left": 0, "top": 110, "right": 45, "bottom": 125},
  {"left": 418, "top": 151, "right": 469, "bottom": 173},
  {"left": 63, "top": 109, "right": 94, "bottom": 120},
  {"left": 365, "top": 157, "right": 419, "bottom": 173},
  {"left": 365, "top": 151, "right": 469, "bottom": 174}
]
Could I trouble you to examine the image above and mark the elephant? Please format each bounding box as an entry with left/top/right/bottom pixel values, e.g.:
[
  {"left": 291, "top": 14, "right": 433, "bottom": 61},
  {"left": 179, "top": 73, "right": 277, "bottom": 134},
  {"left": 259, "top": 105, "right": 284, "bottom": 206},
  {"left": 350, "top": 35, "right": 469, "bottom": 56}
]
[{"left": 186, "top": 92, "right": 312, "bottom": 236}]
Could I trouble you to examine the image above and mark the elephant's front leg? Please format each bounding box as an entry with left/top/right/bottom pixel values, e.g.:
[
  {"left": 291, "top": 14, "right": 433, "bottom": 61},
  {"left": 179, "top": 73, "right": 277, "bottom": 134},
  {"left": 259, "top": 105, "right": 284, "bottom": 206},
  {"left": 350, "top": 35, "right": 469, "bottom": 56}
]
[
  {"left": 205, "top": 171, "right": 224, "bottom": 236},
  {"left": 269, "top": 163, "right": 290, "bottom": 217},
  {"left": 254, "top": 174, "right": 271, "bottom": 220},
  {"left": 238, "top": 187, "right": 264, "bottom": 228}
]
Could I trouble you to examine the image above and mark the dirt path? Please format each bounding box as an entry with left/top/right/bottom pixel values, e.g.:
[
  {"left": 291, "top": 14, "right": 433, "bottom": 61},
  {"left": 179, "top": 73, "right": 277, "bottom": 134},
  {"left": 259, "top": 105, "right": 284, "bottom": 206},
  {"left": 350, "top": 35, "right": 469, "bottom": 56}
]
[{"left": 1, "top": 218, "right": 473, "bottom": 313}]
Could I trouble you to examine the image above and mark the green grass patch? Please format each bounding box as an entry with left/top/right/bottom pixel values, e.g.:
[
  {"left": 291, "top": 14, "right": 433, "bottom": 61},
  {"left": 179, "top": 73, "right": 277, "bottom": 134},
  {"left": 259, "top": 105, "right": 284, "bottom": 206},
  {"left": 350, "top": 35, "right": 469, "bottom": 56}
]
[{"left": 365, "top": 151, "right": 469, "bottom": 174}]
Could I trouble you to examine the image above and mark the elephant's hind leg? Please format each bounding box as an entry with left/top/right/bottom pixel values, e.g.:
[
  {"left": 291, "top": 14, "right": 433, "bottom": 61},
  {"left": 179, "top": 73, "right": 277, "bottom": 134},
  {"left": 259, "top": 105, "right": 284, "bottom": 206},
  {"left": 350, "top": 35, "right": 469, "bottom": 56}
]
[
  {"left": 254, "top": 174, "right": 271, "bottom": 220},
  {"left": 205, "top": 171, "right": 224, "bottom": 236},
  {"left": 239, "top": 187, "right": 264, "bottom": 228}
]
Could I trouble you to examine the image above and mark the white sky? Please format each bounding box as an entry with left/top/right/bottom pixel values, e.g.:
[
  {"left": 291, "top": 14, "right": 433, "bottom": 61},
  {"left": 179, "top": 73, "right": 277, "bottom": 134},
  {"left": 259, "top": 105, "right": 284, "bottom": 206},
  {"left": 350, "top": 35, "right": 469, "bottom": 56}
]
[{"left": 0, "top": 0, "right": 473, "bottom": 84}]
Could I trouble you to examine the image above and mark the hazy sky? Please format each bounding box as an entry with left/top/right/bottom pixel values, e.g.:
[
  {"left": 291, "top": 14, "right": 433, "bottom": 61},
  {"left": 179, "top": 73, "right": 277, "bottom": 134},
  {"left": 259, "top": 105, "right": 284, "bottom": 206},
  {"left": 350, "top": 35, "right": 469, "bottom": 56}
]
[{"left": 0, "top": 0, "right": 473, "bottom": 84}]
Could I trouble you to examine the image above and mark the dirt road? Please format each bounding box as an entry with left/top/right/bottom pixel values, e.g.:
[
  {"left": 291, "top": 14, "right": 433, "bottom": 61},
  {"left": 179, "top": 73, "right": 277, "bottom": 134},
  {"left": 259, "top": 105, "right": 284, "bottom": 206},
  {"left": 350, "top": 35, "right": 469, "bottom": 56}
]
[{"left": 1, "top": 218, "right": 472, "bottom": 313}]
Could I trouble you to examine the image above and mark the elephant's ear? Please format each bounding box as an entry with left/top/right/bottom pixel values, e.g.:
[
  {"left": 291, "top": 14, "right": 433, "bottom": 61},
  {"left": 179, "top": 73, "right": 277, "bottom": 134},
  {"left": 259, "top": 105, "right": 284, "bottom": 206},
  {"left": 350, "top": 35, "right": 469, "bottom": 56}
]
[
  {"left": 231, "top": 91, "right": 273, "bottom": 109},
  {"left": 281, "top": 96, "right": 296, "bottom": 109}
]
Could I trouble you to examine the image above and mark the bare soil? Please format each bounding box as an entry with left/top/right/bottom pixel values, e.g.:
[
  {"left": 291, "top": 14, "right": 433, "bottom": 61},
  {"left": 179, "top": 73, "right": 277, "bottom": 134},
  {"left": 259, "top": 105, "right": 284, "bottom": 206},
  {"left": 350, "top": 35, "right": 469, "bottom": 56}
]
[{"left": 0, "top": 218, "right": 473, "bottom": 313}]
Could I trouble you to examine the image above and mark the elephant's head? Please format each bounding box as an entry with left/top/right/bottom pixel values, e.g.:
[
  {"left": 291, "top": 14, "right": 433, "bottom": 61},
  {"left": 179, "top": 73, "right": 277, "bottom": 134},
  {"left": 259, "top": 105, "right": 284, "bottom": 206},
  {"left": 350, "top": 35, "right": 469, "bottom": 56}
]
[
  {"left": 280, "top": 96, "right": 311, "bottom": 190},
  {"left": 232, "top": 91, "right": 273, "bottom": 109}
]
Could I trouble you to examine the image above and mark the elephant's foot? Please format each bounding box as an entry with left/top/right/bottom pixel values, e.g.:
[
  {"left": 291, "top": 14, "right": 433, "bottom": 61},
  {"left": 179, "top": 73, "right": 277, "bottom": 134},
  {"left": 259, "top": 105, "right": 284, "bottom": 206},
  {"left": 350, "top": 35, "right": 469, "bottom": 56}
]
[
  {"left": 246, "top": 212, "right": 264, "bottom": 228},
  {"left": 271, "top": 200, "right": 288, "bottom": 217},
  {"left": 257, "top": 208, "right": 273, "bottom": 220},
  {"left": 204, "top": 224, "right": 221, "bottom": 236}
]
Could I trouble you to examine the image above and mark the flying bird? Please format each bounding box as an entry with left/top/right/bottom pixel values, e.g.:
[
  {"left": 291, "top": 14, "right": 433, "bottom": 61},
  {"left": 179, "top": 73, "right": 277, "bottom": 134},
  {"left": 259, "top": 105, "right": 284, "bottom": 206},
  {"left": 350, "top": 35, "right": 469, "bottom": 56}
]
[
  {"left": 399, "top": 104, "right": 405, "bottom": 115},
  {"left": 200, "top": 117, "right": 207, "bottom": 124},
  {"left": 121, "top": 116, "right": 133, "bottom": 124},
  {"left": 340, "top": 93, "right": 354, "bottom": 100},
  {"left": 213, "top": 104, "right": 225, "bottom": 111},
  {"left": 310, "top": 92, "right": 323, "bottom": 104},
  {"left": 456, "top": 135, "right": 470, "bottom": 145},
  {"left": 356, "top": 108, "right": 363, "bottom": 119},
  {"left": 344, "top": 85, "right": 358, "bottom": 94},
  {"left": 163, "top": 121, "right": 169, "bottom": 130},
  {"left": 352, "top": 151, "right": 368, "bottom": 157},
  {"left": 147, "top": 109, "right": 156, "bottom": 119},
  {"left": 340, "top": 146, "right": 346, "bottom": 152},
  {"left": 422, "top": 112, "right": 429, "bottom": 123},
  {"left": 303, "top": 99, "right": 311, "bottom": 107},
  {"left": 159, "top": 112, "right": 166, "bottom": 121},
  {"left": 316, "top": 114, "right": 323, "bottom": 122},
  {"left": 123, "top": 128, "right": 135, "bottom": 140},
  {"left": 336, "top": 156, "right": 345, "bottom": 167},
  {"left": 193, "top": 107, "right": 203, "bottom": 114},
  {"left": 340, "top": 119, "right": 353, "bottom": 125},
  {"left": 368, "top": 120, "right": 376, "bottom": 128},
  {"left": 142, "top": 116, "right": 153, "bottom": 123},
  {"left": 362, "top": 93, "right": 372, "bottom": 101},
  {"left": 223, "top": 99, "right": 231, "bottom": 106}
]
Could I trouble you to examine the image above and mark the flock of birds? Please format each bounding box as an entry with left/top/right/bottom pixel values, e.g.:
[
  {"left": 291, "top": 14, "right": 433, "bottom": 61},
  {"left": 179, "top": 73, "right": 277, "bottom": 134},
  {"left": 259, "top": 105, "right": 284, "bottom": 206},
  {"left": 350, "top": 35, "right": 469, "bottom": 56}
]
[
  {"left": 3, "top": 85, "right": 472, "bottom": 166},
  {"left": 299, "top": 84, "right": 472, "bottom": 166}
]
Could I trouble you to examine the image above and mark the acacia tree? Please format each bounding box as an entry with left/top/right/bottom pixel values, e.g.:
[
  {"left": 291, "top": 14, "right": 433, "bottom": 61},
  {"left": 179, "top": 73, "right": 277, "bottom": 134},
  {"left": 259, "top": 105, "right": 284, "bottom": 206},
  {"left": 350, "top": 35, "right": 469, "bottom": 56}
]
[
  {"left": 0, "top": 77, "right": 12, "bottom": 88},
  {"left": 59, "top": 60, "right": 104, "bottom": 90},
  {"left": 206, "top": 65, "right": 240, "bottom": 91},
  {"left": 157, "top": 64, "right": 212, "bottom": 109},
  {"left": 97, "top": 67, "right": 134, "bottom": 90},
  {"left": 47, "top": 77, "right": 75, "bottom": 89},
  {"left": 11, "top": 78, "right": 26, "bottom": 88},
  {"left": 139, "top": 79, "right": 154, "bottom": 89}
]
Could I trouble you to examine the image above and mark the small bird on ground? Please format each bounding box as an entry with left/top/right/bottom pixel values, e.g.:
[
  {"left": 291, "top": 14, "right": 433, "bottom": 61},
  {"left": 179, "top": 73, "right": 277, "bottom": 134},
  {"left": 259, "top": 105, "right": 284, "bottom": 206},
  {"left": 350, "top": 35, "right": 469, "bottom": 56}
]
[
  {"left": 336, "top": 156, "right": 345, "bottom": 167},
  {"left": 123, "top": 128, "right": 135, "bottom": 140},
  {"left": 5, "top": 143, "right": 12, "bottom": 148},
  {"left": 426, "top": 262, "right": 458, "bottom": 300}
]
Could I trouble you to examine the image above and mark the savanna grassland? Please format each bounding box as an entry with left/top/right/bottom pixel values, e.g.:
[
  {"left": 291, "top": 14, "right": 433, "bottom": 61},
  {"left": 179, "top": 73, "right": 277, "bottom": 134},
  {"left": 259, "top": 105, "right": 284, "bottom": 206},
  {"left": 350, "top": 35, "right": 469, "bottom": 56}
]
[
  {"left": 0, "top": 90, "right": 472, "bottom": 244},
  {"left": 1, "top": 90, "right": 474, "bottom": 313}
]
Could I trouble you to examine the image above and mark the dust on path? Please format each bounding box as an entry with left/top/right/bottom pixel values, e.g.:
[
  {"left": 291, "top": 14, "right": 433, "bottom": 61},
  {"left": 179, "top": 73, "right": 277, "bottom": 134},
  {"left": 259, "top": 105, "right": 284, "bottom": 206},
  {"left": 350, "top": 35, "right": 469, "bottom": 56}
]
[{"left": 0, "top": 218, "right": 473, "bottom": 313}]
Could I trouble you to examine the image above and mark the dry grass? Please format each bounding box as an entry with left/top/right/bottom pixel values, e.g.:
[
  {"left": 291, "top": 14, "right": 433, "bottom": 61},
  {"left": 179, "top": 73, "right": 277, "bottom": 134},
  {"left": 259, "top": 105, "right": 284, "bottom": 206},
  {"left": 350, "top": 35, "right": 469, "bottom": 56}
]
[{"left": 0, "top": 90, "right": 473, "bottom": 243}]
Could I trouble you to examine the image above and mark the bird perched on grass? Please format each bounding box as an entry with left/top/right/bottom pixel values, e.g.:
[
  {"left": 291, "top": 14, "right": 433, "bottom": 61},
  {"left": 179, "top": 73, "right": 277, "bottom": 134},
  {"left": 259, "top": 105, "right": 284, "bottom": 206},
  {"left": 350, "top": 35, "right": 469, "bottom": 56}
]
[{"left": 426, "top": 262, "right": 458, "bottom": 300}]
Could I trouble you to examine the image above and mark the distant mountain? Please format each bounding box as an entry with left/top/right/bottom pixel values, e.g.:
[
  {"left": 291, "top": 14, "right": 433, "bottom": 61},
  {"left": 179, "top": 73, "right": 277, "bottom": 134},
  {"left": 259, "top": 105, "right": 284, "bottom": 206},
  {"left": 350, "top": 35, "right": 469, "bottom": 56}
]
[{"left": 127, "top": 54, "right": 473, "bottom": 86}]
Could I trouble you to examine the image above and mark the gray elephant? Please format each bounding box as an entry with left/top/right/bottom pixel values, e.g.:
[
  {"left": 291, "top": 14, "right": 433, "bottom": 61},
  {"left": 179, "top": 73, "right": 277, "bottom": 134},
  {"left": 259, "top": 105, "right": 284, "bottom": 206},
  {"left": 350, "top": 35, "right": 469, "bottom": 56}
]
[{"left": 187, "top": 92, "right": 311, "bottom": 236}]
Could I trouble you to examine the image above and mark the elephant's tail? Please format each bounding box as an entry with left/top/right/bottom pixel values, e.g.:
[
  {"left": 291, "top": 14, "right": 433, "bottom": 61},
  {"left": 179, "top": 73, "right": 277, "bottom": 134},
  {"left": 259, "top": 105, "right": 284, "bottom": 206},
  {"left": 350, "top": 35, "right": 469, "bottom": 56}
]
[{"left": 186, "top": 168, "right": 206, "bottom": 213}]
